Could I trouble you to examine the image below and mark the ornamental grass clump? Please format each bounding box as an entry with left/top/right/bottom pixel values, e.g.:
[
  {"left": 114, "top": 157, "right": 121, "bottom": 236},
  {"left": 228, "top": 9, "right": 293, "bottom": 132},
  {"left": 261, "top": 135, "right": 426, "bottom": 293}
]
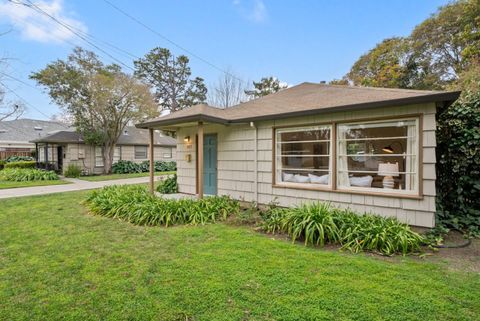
[
  {"left": 85, "top": 185, "right": 240, "bottom": 227},
  {"left": 261, "top": 202, "right": 425, "bottom": 256},
  {"left": 0, "top": 168, "right": 59, "bottom": 181}
]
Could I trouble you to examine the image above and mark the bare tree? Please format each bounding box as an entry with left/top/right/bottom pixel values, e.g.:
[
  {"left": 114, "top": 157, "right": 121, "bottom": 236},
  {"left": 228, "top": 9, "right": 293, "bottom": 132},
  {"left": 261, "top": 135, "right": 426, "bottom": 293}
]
[
  {"left": 208, "top": 69, "right": 249, "bottom": 108},
  {"left": 0, "top": 66, "right": 25, "bottom": 121}
]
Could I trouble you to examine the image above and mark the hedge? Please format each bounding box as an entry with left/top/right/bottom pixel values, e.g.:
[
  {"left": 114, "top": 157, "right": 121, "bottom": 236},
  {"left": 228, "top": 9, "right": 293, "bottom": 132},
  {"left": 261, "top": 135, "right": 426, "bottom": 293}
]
[
  {"left": 112, "top": 160, "right": 176, "bottom": 174},
  {"left": 4, "top": 161, "right": 36, "bottom": 169}
]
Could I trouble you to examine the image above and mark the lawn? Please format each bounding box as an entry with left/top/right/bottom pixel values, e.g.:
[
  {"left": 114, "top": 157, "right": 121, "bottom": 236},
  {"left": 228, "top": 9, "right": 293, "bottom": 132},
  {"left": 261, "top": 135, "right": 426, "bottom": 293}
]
[
  {"left": 0, "top": 179, "right": 69, "bottom": 189},
  {"left": 79, "top": 171, "right": 175, "bottom": 182},
  {"left": 0, "top": 191, "right": 479, "bottom": 321}
]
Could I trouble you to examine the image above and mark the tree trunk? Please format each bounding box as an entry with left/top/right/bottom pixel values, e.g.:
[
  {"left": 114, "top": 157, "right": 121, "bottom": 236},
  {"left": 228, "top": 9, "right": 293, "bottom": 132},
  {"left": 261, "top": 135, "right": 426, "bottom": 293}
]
[{"left": 102, "top": 143, "right": 115, "bottom": 174}]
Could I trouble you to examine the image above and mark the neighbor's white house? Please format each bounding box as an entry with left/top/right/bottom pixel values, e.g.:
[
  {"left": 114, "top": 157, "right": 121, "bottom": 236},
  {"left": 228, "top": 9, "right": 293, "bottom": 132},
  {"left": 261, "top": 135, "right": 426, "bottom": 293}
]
[{"left": 136, "top": 83, "right": 460, "bottom": 228}]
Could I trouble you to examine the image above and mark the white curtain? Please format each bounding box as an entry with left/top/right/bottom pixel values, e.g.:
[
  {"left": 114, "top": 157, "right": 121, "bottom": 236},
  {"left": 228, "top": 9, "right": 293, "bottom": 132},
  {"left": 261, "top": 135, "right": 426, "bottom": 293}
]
[
  {"left": 405, "top": 122, "right": 417, "bottom": 191},
  {"left": 337, "top": 126, "right": 350, "bottom": 187}
]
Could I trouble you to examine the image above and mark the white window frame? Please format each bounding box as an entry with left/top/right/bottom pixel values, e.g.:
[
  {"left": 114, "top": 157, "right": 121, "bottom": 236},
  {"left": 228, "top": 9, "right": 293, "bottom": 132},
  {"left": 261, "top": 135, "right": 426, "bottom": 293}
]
[
  {"left": 275, "top": 125, "right": 333, "bottom": 188},
  {"left": 336, "top": 117, "right": 420, "bottom": 195},
  {"left": 163, "top": 147, "right": 172, "bottom": 158},
  {"left": 95, "top": 146, "right": 103, "bottom": 167},
  {"left": 134, "top": 145, "right": 148, "bottom": 159}
]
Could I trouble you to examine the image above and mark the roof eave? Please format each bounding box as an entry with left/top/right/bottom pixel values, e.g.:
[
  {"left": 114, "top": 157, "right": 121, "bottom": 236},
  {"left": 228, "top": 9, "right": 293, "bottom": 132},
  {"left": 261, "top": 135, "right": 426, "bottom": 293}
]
[{"left": 136, "top": 114, "right": 229, "bottom": 129}]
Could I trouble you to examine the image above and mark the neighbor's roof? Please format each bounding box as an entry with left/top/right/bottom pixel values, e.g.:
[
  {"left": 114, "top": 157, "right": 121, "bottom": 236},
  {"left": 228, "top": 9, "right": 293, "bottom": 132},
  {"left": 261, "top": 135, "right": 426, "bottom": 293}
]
[
  {"left": 136, "top": 82, "right": 461, "bottom": 128},
  {"left": 0, "top": 118, "right": 71, "bottom": 143},
  {"left": 30, "top": 126, "right": 176, "bottom": 146}
]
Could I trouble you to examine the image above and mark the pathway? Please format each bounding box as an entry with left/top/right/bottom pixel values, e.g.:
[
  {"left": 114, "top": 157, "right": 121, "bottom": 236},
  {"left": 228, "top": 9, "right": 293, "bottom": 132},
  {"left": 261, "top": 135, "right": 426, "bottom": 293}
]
[{"left": 0, "top": 176, "right": 160, "bottom": 199}]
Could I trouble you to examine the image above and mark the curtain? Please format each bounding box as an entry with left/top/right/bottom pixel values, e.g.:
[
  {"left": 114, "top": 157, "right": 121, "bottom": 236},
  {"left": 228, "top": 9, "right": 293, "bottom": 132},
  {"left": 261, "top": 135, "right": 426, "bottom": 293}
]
[
  {"left": 405, "top": 122, "right": 417, "bottom": 191},
  {"left": 337, "top": 126, "right": 350, "bottom": 187}
]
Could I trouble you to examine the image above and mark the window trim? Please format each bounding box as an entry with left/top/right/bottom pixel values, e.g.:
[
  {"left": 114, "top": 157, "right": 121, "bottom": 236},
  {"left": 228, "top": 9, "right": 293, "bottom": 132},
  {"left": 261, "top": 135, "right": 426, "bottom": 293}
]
[
  {"left": 271, "top": 114, "right": 424, "bottom": 199},
  {"left": 95, "top": 146, "right": 103, "bottom": 167},
  {"left": 134, "top": 145, "right": 148, "bottom": 159}
]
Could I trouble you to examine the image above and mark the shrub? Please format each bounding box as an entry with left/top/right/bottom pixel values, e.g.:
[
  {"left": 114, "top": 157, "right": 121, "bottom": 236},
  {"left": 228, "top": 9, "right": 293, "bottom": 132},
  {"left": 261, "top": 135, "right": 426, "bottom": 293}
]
[
  {"left": 4, "top": 161, "right": 36, "bottom": 169},
  {"left": 436, "top": 91, "right": 480, "bottom": 234},
  {"left": 85, "top": 185, "right": 239, "bottom": 227},
  {"left": 0, "top": 168, "right": 59, "bottom": 181},
  {"left": 156, "top": 174, "right": 178, "bottom": 194},
  {"left": 5, "top": 155, "right": 34, "bottom": 162},
  {"left": 261, "top": 202, "right": 425, "bottom": 256},
  {"left": 0, "top": 160, "right": 5, "bottom": 170},
  {"left": 64, "top": 164, "right": 82, "bottom": 178},
  {"left": 112, "top": 160, "right": 177, "bottom": 174}
]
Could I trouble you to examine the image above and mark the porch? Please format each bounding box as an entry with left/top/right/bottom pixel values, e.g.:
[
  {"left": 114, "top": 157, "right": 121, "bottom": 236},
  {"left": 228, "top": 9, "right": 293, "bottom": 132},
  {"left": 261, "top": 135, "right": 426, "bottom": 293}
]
[{"left": 34, "top": 142, "right": 65, "bottom": 172}]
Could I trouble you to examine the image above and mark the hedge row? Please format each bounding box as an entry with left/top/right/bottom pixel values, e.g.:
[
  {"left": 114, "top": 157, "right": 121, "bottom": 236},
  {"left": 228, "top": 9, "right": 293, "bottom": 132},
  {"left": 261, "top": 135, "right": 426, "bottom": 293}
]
[{"left": 112, "top": 160, "right": 176, "bottom": 174}]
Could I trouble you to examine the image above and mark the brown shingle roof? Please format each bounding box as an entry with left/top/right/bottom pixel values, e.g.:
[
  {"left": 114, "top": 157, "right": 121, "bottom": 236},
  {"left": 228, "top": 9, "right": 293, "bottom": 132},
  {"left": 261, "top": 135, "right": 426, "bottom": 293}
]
[
  {"left": 30, "top": 126, "right": 176, "bottom": 146},
  {"left": 137, "top": 82, "right": 460, "bottom": 128}
]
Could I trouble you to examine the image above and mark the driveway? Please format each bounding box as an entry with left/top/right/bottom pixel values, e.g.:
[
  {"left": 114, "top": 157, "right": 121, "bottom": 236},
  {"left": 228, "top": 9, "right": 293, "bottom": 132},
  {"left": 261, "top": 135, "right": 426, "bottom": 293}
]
[{"left": 0, "top": 176, "right": 158, "bottom": 199}]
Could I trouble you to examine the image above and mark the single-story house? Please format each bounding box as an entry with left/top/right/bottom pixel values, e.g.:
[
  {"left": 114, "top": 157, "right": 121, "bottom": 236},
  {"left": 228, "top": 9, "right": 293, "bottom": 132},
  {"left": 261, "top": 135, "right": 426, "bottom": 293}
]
[
  {"left": 136, "top": 82, "right": 460, "bottom": 228},
  {"left": 31, "top": 126, "right": 176, "bottom": 175},
  {"left": 0, "top": 118, "right": 70, "bottom": 159}
]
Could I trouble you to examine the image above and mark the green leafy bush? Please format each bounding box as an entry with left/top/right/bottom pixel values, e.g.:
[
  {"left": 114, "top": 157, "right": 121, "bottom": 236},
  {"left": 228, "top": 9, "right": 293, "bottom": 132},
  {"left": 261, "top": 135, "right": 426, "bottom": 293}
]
[
  {"left": 64, "top": 164, "right": 82, "bottom": 178},
  {"left": 0, "top": 168, "right": 59, "bottom": 181},
  {"left": 4, "top": 161, "right": 36, "bottom": 169},
  {"left": 112, "top": 160, "right": 176, "bottom": 174},
  {"left": 85, "top": 185, "right": 239, "bottom": 227},
  {"left": 156, "top": 174, "right": 178, "bottom": 194},
  {"left": 437, "top": 91, "right": 480, "bottom": 234},
  {"left": 0, "top": 160, "right": 5, "bottom": 170},
  {"left": 5, "top": 155, "right": 35, "bottom": 162},
  {"left": 261, "top": 202, "right": 425, "bottom": 255}
]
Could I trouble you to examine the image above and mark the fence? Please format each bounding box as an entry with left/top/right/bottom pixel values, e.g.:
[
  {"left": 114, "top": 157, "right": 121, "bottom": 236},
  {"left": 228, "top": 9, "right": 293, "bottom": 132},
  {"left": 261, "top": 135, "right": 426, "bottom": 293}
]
[{"left": 0, "top": 150, "right": 34, "bottom": 160}]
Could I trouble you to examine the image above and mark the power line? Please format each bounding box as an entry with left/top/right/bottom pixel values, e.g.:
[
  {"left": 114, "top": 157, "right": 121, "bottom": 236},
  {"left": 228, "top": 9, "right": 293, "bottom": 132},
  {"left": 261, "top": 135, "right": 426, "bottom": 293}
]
[
  {"left": 0, "top": 81, "right": 54, "bottom": 120},
  {"left": 101, "top": 0, "right": 244, "bottom": 82},
  {"left": 9, "top": 0, "right": 136, "bottom": 73},
  {"left": 0, "top": 71, "right": 38, "bottom": 90}
]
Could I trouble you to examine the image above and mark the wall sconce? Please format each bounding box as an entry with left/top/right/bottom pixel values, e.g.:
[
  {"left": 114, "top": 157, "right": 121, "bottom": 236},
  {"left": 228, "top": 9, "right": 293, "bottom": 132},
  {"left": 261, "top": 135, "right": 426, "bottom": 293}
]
[{"left": 184, "top": 136, "right": 191, "bottom": 143}]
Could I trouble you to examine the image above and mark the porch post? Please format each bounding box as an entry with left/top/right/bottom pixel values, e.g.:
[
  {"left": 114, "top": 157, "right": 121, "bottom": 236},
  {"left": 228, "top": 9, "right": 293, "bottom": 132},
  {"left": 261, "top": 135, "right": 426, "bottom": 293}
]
[
  {"left": 35, "top": 143, "right": 38, "bottom": 167},
  {"left": 149, "top": 128, "right": 155, "bottom": 195},
  {"left": 44, "top": 143, "right": 48, "bottom": 170},
  {"left": 197, "top": 121, "right": 204, "bottom": 199}
]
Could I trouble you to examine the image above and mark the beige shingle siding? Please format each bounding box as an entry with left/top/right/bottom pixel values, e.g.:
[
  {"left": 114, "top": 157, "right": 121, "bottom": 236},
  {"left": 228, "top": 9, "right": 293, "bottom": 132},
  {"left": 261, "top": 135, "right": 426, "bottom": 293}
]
[{"left": 176, "top": 102, "right": 438, "bottom": 227}]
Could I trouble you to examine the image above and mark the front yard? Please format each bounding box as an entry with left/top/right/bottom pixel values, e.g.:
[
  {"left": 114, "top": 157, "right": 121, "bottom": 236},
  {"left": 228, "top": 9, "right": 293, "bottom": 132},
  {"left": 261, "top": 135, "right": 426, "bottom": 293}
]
[
  {"left": 0, "top": 179, "right": 70, "bottom": 189},
  {"left": 0, "top": 191, "right": 479, "bottom": 320}
]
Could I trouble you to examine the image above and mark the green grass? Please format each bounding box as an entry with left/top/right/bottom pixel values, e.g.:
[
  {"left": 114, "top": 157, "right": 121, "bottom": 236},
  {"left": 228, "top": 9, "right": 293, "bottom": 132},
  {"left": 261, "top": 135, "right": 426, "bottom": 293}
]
[
  {"left": 0, "top": 179, "right": 69, "bottom": 189},
  {"left": 0, "top": 191, "right": 479, "bottom": 321},
  {"left": 79, "top": 171, "right": 175, "bottom": 182}
]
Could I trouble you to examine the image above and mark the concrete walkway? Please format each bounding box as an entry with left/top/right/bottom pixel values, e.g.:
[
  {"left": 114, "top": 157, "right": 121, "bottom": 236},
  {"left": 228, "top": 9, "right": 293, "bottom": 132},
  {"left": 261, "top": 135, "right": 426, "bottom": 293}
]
[{"left": 0, "top": 176, "right": 160, "bottom": 199}]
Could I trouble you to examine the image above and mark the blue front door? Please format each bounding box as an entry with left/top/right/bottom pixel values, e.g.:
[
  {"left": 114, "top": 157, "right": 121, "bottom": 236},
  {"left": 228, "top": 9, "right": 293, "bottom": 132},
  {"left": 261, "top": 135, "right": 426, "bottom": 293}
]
[{"left": 203, "top": 134, "right": 217, "bottom": 195}]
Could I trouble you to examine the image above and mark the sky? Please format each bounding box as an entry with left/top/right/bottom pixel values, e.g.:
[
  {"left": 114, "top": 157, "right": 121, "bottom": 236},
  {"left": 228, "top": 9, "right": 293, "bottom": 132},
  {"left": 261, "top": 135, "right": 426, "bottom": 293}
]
[{"left": 0, "top": 0, "right": 450, "bottom": 120}]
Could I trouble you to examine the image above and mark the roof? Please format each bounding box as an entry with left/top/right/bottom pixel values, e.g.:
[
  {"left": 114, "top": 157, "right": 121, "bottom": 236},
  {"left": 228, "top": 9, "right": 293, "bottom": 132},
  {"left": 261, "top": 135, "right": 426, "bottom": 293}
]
[
  {"left": 136, "top": 82, "right": 461, "bottom": 128},
  {"left": 30, "top": 126, "right": 176, "bottom": 146},
  {"left": 0, "top": 118, "right": 72, "bottom": 143}
]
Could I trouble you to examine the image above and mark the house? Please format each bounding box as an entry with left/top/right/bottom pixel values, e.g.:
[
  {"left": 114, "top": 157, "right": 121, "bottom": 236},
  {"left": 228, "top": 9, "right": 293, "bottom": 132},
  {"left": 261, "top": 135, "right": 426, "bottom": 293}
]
[
  {"left": 0, "top": 118, "right": 70, "bottom": 159},
  {"left": 136, "top": 83, "right": 460, "bottom": 228},
  {"left": 31, "top": 126, "right": 176, "bottom": 175}
]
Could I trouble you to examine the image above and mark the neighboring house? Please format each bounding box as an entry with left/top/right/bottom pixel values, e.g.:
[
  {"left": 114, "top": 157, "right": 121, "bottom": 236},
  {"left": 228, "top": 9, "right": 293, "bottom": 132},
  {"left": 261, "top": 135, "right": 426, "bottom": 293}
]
[
  {"left": 31, "top": 126, "right": 176, "bottom": 175},
  {"left": 0, "top": 118, "right": 70, "bottom": 159},
  {"left": 137, "top": 82, "right": 461, "bottom": 228}
]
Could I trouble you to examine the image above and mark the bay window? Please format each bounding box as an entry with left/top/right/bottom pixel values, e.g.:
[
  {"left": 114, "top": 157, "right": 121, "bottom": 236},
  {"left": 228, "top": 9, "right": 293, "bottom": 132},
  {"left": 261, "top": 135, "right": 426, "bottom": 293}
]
[
  {"left": 274, "top": 116, "right": 420, "bottom": 196},
  {"left": 275, "top": 125, "right": 332, "bottom": 186}
]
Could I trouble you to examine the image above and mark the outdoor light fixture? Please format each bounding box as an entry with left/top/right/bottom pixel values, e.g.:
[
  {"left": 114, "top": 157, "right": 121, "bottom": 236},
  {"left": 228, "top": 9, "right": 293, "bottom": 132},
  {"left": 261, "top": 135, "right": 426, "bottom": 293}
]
[{"left": 184, "top": 136, "right": 190, "bottom": 143}]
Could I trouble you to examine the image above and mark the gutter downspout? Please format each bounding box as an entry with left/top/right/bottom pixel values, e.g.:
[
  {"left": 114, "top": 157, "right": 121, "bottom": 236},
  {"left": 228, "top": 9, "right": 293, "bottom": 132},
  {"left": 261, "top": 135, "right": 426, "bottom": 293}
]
[{"left": 250, "top": 122, "right": 258, "bottom": 204}]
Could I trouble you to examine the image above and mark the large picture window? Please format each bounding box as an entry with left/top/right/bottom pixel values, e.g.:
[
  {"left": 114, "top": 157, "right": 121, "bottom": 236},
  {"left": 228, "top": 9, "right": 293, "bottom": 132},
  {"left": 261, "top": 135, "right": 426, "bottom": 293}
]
[
  {"left": 134, "top": 146, "right": 147, "bottom": 159},
  {"left": 275, "top": 125, "right": 332, "bottom": 186},
  {"left": 336, "top": 118, "right": 419, "bottom": 194},
  {"left": 273, "top": 116, "right": 420, "bottom": 196}
]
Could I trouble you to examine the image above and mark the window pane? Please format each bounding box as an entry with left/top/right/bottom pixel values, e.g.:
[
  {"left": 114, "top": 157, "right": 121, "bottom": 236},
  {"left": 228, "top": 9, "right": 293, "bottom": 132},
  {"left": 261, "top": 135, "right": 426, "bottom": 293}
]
[
  {"left": 95, "top": 146, "right": 104, "bottom": 167},
  {"left": 336, "top": 119, "right": 418, "bottom": 193},
  {"left": 113, "top": 146, "right": 121, "bottom": 163},
  {"left": 276, "top": 126, "right": 331, "bottom": 185},
  {"left": 134, "top": 146, "right": 147, "bottom": 159}
]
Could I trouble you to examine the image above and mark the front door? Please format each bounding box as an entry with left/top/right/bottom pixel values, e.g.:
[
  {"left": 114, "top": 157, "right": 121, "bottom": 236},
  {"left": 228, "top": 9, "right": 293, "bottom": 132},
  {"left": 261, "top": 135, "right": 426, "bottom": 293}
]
[
  {"left": 203, "top": 134, "right": 217, "bottom": 195},
  {"left": 57, "top": 146, "right": 63, "bottom": 171}
]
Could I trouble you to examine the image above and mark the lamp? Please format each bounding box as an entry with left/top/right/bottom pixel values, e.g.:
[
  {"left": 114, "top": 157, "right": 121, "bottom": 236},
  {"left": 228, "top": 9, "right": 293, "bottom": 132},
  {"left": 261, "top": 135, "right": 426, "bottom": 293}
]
[
  {"left": 378, "top": 162, "right": 399, "bottom": 189},
  {"left": 382, "top": 141, "right": 403, "bottom": 154},
  {"left": 184, "top": 136, "right": 190, "bottom": 143}
]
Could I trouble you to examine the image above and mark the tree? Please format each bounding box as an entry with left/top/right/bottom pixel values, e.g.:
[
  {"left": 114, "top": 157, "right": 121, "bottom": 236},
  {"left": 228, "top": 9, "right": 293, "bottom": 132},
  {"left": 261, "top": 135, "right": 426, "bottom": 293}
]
[
  {"left": 134, "top": 47, "right": 207, "bottom": 112},
  {"left": 329, "top": 78, "right": 349, "bottom": 85},
  {"left": 245, "top": 76, "right": 287, "bottom": 99},
  {"left": 208, "top": 69, "right": 248, "bottom": 108},
  {"left": 31, "top": 47, "right": 158, "bottom": 174},
  {"left": 0, "top": 49, "right": 25, "bottom": 120},
  {"left": 411, "top": 0, "right": 480, "bottom": 83}
]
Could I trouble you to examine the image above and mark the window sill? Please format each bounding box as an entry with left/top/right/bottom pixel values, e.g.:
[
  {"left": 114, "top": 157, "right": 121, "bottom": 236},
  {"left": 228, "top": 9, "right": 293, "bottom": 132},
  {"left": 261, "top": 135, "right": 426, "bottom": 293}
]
[{"left": 272, "top": 183, "right": 423, "bottom": 199}]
